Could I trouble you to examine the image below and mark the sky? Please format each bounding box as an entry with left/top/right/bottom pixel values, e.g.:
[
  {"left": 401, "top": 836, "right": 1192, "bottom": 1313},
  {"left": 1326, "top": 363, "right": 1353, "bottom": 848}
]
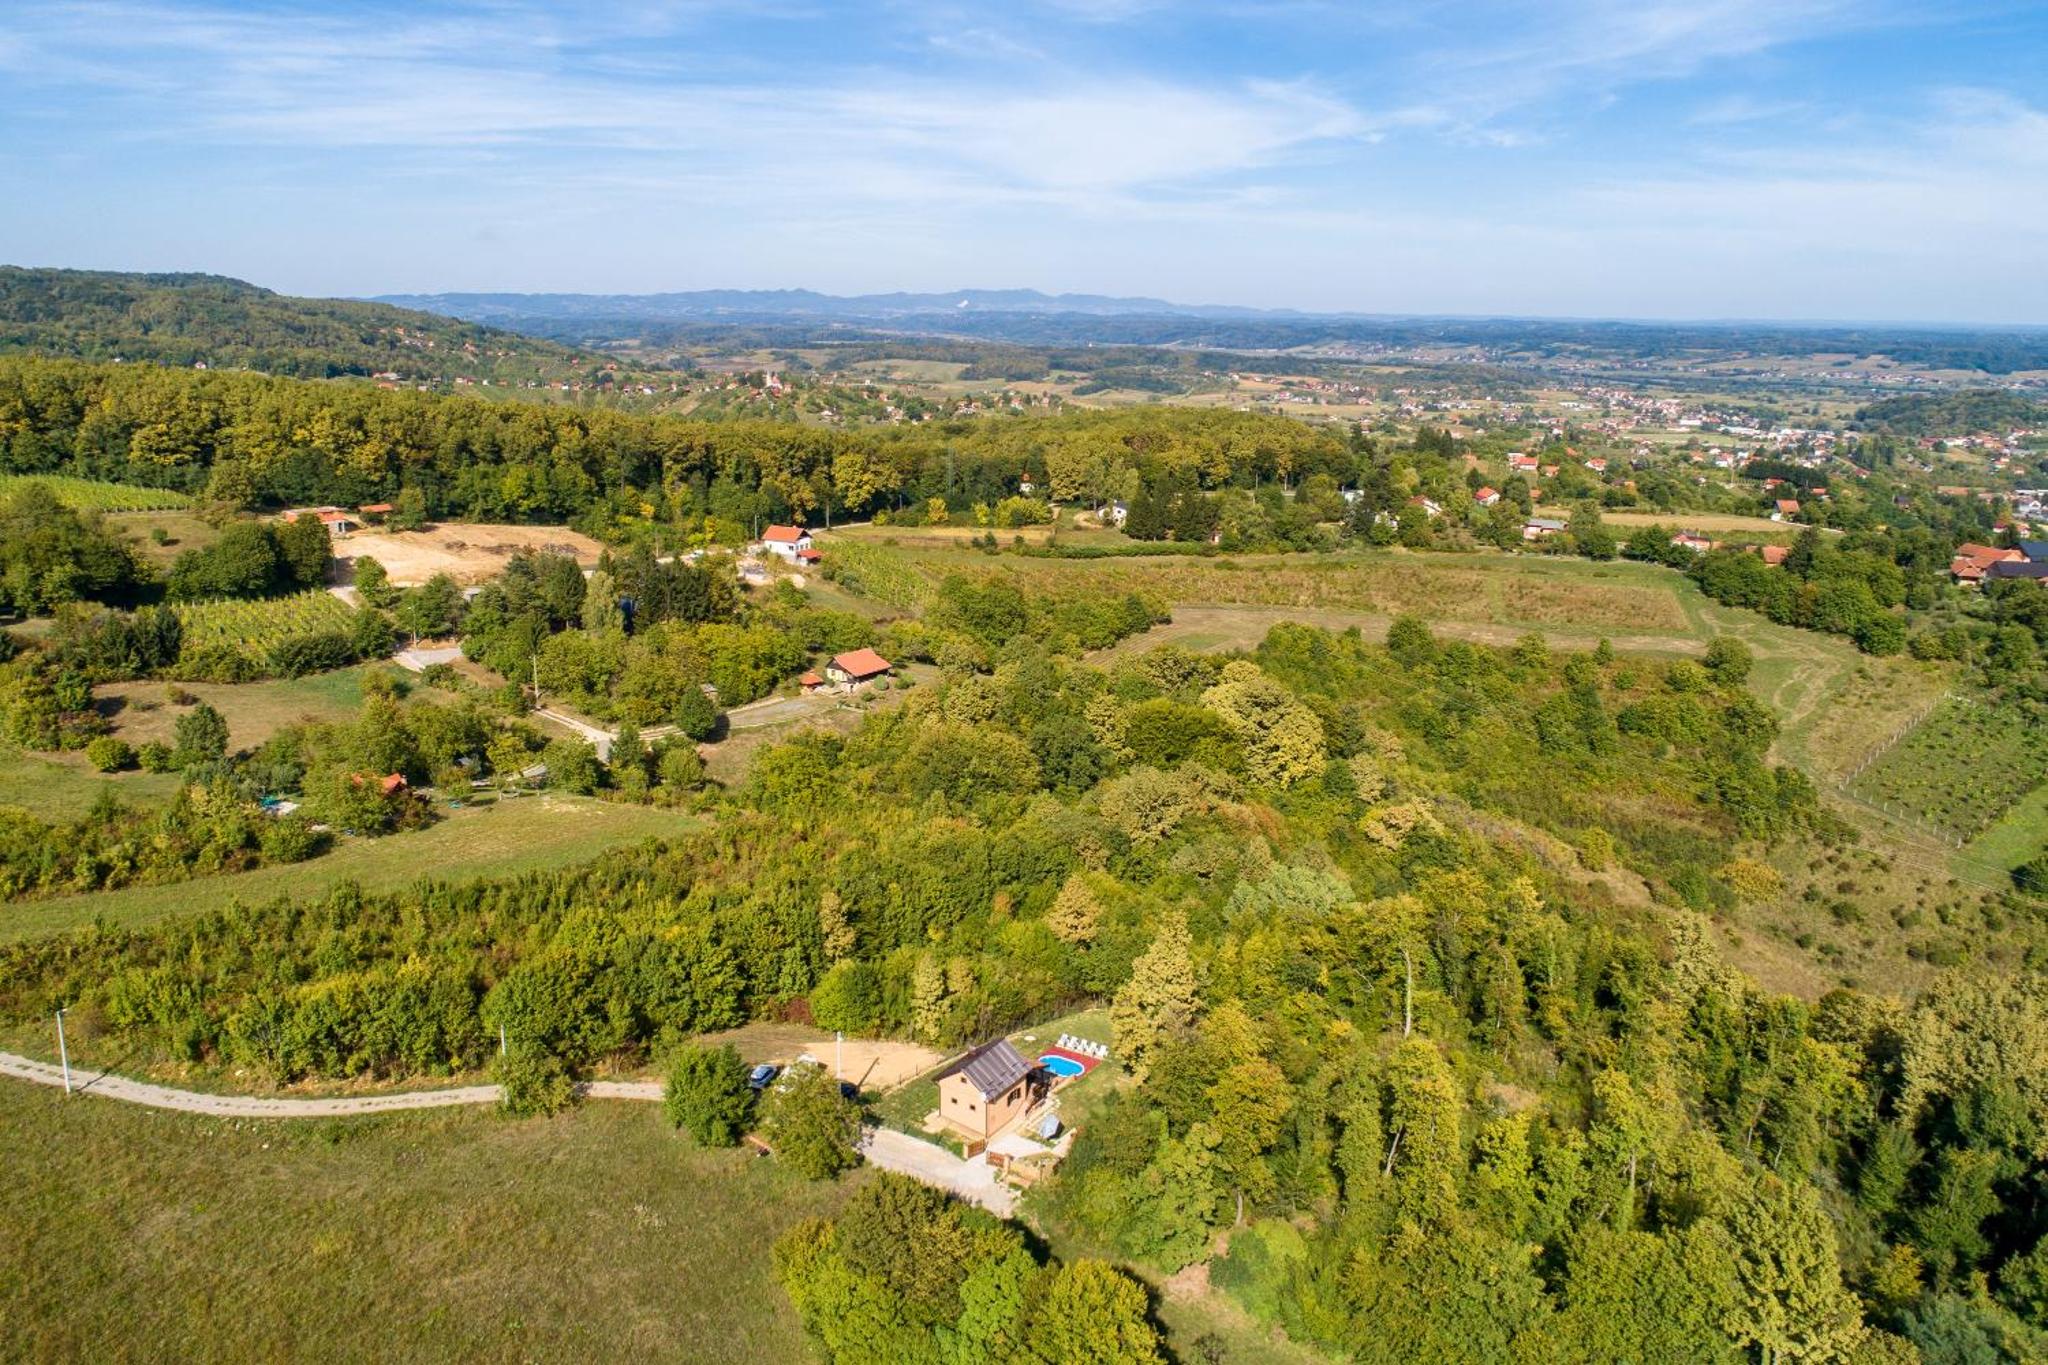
[{"left": 2, "top": 0, "right": 2046, "bottom": 322}]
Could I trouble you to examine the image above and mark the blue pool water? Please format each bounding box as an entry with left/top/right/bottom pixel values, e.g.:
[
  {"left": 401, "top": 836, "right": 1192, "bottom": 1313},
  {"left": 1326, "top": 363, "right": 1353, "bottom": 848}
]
[{"left": 1040, "top": 1054, "right": 1085, "bottom": 1078}]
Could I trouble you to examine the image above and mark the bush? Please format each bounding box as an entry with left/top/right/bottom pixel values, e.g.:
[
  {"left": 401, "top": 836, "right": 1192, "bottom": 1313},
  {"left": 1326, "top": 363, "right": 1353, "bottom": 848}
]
[
  {"left": 259, "top": 813, "right": 323, "bottom": 863},
  {"left": 137, "top": 740, "right": 175, "bottom": 772},
  {"left": 85, "top": 736, "right": 134, "bottom": 772},
  {"left": 2014, "top": 854, "right": 2048, "bottom": 898},
  {"left": 495, "top": 1051, "right": 577, "bottom": 1117},
  {"left": 662, "top": 1042, "right": 753, "bottom": 1146}
]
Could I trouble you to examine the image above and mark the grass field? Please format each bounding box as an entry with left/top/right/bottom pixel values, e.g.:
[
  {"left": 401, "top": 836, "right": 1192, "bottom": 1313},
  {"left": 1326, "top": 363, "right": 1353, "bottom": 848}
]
[
  {"left": 1599, "top": 510, "right": 1817, "bottom": 539},
  {"left": 99, "top": 663, "right": 394, "bottom": 750},
  {"left": 1965, "top": 782, "right": 2048, "bottom": 875},
  {"left": 109, "top": 509, "right": 222, "bottom": 567},
  {"left": 1, "top": 796, "right": 691, "bottom": 942},
  {"left": 0, "top": 740, "right": 185, "bottom": 819},
  {"left": 0, "top": 473, "right": 193, "bottom": 511},
  {"left": 0, "top": 1082, "right": 856, "bottom": 1364},
  {"left": 905, "top": 546, "right": 1698, "bottom": 634}
]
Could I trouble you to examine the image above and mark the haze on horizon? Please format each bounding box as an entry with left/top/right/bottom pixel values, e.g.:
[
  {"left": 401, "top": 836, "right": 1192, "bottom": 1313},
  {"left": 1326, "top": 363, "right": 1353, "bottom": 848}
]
[{"left": 2, "top": 0, "right": 2045, "bottom": 326}]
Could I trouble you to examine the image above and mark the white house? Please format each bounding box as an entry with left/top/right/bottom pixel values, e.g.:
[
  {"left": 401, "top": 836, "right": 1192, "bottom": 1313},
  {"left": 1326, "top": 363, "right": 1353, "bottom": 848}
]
[{"left": 758, "top": 525, "right": 814, "bottom": 561}]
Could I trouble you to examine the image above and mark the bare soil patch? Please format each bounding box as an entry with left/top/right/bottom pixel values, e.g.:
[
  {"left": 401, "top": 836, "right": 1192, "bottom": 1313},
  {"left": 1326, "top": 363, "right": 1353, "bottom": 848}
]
[
  {"left": 338, "top": 523, "right": 606, "bottom": 586},
  {"left": 692, "top": 1022, "right": 941, "bottom": 1092}
]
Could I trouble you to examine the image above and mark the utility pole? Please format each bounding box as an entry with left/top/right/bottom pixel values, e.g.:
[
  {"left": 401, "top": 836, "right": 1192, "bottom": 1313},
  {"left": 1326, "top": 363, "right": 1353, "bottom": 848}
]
[
  {"left": 835, "top": 1031, "right": 844, "bottom": 1084},
  {"left": 55, "top": 1007, "right": 72, "bottom": 1096},
  {"left": 499, "top": 1023, "right": 507, "bottom": 1058}
]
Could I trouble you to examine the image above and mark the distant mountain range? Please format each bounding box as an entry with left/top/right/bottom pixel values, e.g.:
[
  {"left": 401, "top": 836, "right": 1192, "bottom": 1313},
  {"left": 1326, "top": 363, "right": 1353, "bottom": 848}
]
[
  {"left": 369, "top": 287, "right": 2048, "bottom": 375},
  {"left": 368, "top": 287, "right": 1302, "bottom": 324}
]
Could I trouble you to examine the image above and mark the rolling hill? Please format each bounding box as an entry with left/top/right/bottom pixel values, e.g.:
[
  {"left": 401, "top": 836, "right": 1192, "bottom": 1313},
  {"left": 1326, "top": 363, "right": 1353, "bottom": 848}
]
[{"left": 0, "top": 267, "right": 599, "bottom": 383}]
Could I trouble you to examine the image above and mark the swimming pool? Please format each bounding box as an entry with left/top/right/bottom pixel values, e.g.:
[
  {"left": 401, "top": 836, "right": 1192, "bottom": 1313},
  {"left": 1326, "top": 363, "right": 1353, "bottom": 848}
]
[{"left": 1039, "top": 1054, "right": 1086, "bottom": 1079}]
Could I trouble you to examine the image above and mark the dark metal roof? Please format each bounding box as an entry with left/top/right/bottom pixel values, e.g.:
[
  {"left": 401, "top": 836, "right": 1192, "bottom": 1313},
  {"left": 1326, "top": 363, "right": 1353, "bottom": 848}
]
[
  {"left": 943, "top": 1039, "right": 1032, "bottom": 1099},
  {"left": 1987, "top": 560, "right": 2048, "bottom": 580},
  {"left": 2018, "top": 540, "right": 2048, "bottom": 562}
]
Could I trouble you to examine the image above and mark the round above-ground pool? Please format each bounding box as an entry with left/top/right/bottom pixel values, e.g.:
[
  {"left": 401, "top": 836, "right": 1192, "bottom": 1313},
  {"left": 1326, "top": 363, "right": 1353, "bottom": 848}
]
[{"left": 1039, "top": 1054, "right": 1086, "bottom": 1079}]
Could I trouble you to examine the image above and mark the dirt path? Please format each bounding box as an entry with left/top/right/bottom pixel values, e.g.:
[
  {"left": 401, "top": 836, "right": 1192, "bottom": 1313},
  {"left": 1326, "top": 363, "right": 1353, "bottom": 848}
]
[{"left": 0, "top": 1051, "right": 505, "bottom": 1116}]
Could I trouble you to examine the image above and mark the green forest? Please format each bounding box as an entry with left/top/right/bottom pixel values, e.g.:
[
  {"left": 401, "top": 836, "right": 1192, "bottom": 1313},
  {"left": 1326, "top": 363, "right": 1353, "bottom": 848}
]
[
  {"left": 8, "top": 611, "right": 2047, "bottom": 1359},
  {"left": 0, "top": 268, "right": 596, "bottom": 383}
]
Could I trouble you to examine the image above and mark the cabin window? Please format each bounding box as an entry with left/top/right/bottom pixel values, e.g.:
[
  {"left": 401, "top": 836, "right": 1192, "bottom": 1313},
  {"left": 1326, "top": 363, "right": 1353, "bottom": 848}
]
[{"left": 1008, "top": 1086, "right": 1021, "bottom": 1103}]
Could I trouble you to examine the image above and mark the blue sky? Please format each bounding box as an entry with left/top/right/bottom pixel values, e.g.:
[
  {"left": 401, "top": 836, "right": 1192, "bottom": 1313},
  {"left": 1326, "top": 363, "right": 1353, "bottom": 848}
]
[{"left": 2, "top": 1, "right": 2045, "bottom": 321}]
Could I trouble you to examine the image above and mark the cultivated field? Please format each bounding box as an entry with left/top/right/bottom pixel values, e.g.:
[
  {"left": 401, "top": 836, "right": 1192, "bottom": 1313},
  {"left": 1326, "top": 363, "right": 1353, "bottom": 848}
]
[
  {"left": 1850, "top": 695, "right": 2048, "bottom": 843},
  {"left": 1, "top": 797, "right": 690, "bottom": 942},
  {"left": 0, "top": 473, "right": 192, "bottom": 511},
  {"left": 173, "top": 590, "right": 362, "bottom": 674},
  {"left": 339, "top": 523, "right": 607, "bottom": 586},
  {"left": 0, "top": 1084, "right": 857, "bottom": 1364}
]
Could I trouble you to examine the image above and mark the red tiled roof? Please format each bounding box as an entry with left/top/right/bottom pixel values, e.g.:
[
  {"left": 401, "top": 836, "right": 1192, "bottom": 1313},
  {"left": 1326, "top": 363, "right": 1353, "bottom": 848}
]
[
  {"left": 830, "top": 648, "right": 892, "bottom": 679},
  {"left": 799, "top": 670, "right": 824, "bottom": 687},
  {"left": 762, "top": 525, "right": 808, "bottom": 543},
  {"left": 1956, "top": 543, "right": 2020, "bottom": 563},
  {"left": 1776, "top": 499, "right": 1801, "bottom": 513},
  {"left": 358, "top": 502, "right": 394, "bottom": 514},
  {"left": 1760, "top": 544, "right": 1790, "bottom": 565}
]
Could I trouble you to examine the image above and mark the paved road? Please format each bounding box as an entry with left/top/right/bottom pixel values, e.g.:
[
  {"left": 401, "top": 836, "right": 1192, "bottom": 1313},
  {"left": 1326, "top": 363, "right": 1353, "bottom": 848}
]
[
  {"left": 2, "top": 1052, "right": 1004, "bottom": 1210},
  {"left": 859, "top": 1126, "right": 1016, "bottom": 1215}
]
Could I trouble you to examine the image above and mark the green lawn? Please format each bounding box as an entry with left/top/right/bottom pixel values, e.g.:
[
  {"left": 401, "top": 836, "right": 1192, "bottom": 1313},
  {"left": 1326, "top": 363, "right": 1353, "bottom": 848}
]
[
  {"left": 1963, "top": 781, "right": 2048, "bottom": 880},
  {"left": 99, "top": 663, "right": 397, "bottom": 751},
  {"left": 0, "top": 1080, "right": 859, "bottom": 1364},
  {"left": 0, "top": 741, "right": 185, "bottom": 820},
  {"left": 1, "top": 796, "right": 693, "bottom": 942}
]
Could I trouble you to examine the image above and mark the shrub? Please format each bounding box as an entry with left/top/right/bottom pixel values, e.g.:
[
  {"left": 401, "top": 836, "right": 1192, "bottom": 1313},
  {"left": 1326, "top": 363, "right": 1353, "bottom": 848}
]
[
  {"left": 85, "top": 736, "right": 135, "bottom": 772},
  {"left": 495, "top": 1051, "right": 577, "bottom": 1117},
  {"left": 258, "top": 814, "right": 323, "bottom": 863},
  {"left": 662, "top": 1042, "right": 753, "bottom": 1146},
  {"left": 137, "top": 740, "right": 175, "bottom": 773}
]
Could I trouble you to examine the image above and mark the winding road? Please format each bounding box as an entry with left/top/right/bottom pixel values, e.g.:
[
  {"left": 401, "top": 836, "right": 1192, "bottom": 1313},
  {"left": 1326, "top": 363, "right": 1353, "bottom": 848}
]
[{"left": 0, "top": 1052, "right": 1011, "bottom": 1212}]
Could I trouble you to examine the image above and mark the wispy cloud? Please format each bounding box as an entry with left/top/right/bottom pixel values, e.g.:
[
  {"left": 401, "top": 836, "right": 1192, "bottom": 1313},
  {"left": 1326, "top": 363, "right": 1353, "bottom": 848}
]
[{"left": 0, "top": 0, "right": 2042, "bottom": 318}]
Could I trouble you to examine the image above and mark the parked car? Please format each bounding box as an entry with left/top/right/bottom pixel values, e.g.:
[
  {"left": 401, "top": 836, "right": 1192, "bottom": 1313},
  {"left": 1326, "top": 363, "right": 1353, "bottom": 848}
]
[{"left": 747, "top": 1063, "right": 780, "bottom": 1091}]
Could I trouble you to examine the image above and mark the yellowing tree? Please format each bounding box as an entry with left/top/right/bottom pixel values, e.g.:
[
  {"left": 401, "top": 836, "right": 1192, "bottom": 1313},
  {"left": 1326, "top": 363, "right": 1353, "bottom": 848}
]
[
  {"left": 1201, "top": 660, "right": 1326, "bottom": 787},
  {"left": 1111, "top": 911, "right": 1199, "bottom": 1082},
  {"left": 1046, "top": 871, "right": 1102, "bottom": 946}
]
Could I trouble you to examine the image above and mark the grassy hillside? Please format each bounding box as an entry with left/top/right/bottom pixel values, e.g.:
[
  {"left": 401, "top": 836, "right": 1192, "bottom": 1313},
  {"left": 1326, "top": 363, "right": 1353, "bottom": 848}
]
[
  {"left": 0, "top": 1084, "right": 856, "bottom": 1364},
  {"left": 0, "top": 267, "right": 597, "bottom": 383}
]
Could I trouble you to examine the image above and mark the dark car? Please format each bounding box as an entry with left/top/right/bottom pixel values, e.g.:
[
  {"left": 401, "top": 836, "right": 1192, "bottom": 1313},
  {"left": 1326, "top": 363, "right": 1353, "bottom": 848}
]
[{"left": 747, "top": 1063, "right": 780, "bottom": 1091}]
